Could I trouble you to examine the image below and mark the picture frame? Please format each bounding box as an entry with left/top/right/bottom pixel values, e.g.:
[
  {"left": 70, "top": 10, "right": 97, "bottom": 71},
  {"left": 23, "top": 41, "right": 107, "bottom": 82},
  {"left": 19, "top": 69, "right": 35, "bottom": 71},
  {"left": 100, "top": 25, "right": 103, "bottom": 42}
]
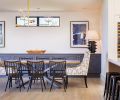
[
  {"left": 16, "top": 16, "right": 38, "bottom": 27},
  {"left": 0, "top": 21, "right": 5, "bottom": 48},
  {"left": 16, "top": 16, "right": 60, "bottom": 27},
  {"left": 70, "top": 21, "right": 89, "bottom": 48}
]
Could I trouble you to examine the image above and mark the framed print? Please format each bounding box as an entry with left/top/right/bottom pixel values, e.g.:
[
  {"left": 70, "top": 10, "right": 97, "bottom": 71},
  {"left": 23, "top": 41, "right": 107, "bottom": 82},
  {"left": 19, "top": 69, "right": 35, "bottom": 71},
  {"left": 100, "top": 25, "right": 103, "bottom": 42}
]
[
  {"left": 0, "top": 21, "right": 5, "bottom": 47},
  {"left": 16, "top": 16, "right": 60, "bottom": 27},
  {"left": 39, "top": 16, "right": 60, "bottom": 27},
  {"left": 70, "top": 21, "right": 89, "bottom": 48},
  {"left": 16, "top": 16, "right": 38, "bottom": 27}
]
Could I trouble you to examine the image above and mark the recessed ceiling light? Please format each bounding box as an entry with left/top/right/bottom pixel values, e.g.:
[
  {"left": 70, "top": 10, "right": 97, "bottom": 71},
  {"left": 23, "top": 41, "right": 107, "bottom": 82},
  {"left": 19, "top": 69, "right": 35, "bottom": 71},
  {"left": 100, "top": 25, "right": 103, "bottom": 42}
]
[
  {"left": 19, "top": 8, "right": 23, "bottom": 12},
  {"left": 37, "top": 8, "right": 40, "bottom": 10}
]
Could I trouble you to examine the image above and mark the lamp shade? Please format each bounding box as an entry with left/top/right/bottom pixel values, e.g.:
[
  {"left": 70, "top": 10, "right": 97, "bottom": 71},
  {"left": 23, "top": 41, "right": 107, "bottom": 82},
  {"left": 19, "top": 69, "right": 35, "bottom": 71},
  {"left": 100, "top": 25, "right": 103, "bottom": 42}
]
[{"left": 86, "top": 30, "right": 99, "bottom": 40}]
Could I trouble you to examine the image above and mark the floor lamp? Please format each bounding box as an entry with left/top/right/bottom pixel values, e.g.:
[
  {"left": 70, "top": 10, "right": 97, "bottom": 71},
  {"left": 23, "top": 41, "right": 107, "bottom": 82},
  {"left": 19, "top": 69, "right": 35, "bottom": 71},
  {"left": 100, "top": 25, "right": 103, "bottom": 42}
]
[{"left": 86, "top": 30, "right": 99, "bottom": 53}]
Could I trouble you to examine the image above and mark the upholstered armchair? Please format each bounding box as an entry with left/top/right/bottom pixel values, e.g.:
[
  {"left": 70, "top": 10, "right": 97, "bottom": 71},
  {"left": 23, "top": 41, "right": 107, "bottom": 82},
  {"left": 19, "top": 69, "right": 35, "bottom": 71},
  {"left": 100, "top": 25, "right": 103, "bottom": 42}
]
[{"left": 66, "top": 51, "right": 90, "bottom": 88}]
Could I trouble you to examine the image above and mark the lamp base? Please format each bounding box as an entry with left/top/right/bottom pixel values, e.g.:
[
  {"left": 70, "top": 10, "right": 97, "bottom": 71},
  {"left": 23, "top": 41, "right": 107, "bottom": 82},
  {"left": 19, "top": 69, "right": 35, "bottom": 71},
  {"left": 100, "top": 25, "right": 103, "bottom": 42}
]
[{"left": 88, "top": 41, "right": 97, "bottom": 53}]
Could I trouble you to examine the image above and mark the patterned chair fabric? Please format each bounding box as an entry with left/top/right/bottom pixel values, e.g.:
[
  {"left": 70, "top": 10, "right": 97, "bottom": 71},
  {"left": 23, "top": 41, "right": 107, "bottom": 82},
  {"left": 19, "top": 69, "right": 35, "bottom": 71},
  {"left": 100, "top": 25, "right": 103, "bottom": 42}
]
[
  {"left": 0, "top": 67, "right": 6, "bottom": 76},
  {"left": 0, "top": 61, "right": 6, "bottom": 76},
  {"left": 66, "top": 51, "right": 90, "bottom": 76}
]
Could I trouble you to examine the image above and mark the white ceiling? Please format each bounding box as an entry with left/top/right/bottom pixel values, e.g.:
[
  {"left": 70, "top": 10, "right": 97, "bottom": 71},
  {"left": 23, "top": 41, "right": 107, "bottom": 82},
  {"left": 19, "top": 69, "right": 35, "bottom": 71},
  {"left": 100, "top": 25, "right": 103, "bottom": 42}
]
[{"left": 0, "top": 0, "right": 102, "bottom": 12}]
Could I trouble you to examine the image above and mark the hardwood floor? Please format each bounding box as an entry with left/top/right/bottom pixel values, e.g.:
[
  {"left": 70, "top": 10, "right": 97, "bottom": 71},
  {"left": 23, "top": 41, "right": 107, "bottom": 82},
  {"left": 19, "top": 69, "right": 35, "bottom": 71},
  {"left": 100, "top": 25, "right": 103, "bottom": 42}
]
[{"left": 0, "top": 78, "right": 104, "bottom": 100}]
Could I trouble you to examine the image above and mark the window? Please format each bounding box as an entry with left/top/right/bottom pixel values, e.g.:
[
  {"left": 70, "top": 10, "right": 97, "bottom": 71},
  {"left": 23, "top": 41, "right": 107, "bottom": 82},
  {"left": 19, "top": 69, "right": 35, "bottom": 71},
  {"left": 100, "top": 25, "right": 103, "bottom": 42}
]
[
  {"left": 16, "top": 16, "right": 60, "bottom": 27},
  {"left": 16, "top": 16, "right": 38, "bottom": 27},
  {"left": 39, "top": 16, "right": 60, "bottom": 27}
]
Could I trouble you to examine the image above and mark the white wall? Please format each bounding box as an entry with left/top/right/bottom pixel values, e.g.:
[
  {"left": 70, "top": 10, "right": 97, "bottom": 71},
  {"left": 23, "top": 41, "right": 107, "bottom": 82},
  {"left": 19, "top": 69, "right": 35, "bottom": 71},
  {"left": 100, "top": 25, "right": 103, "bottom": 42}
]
[
  {"left": 0, "top": 11, "right": 101, "bottom": 53},
  {"left": 108, "top": 0, "right": 118, "bottom": 60},
  {"left": 101, "top": 0, "right": 108, "bottom": 78}
]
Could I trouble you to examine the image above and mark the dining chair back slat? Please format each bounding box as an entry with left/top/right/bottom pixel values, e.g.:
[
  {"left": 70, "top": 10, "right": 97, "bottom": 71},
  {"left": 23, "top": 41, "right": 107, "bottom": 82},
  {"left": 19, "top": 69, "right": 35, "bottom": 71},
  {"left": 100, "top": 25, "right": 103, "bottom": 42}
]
[
  {"left": 18, "top": 57, "right": 33, "bottom": 75},
  {"left": 49, "top": 61, "right": 66, "bottom": 77},
  {"left": 27, "top": 61, "right": 45, "bottom": 77},
  {"left": 4, "top": 61, "right": 20, "bottom": 76}
]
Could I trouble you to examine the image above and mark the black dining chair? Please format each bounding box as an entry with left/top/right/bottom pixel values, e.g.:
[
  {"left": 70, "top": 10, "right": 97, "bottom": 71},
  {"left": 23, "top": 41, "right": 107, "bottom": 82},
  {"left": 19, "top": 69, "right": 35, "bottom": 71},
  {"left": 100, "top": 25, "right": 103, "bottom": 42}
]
[
  {"left": 116, "top": 81, "right": 120, "bottom": 100},
  {"left": 108, "top": 75, "right": 120, "bottom": 100},
  {"left": 27, "top": 61, "right": 46, "bottom": 92},
  {"left": 4, "top": 60, "right": 25, "bottom": 91},
  {"left": 36, "top": 57, "right": 50, "bottom": 77},
  {"left": 104, "top": 72, "right": 120, "bottom": 100},
  {"left": 49, "top": 60, "right": 67, "bottom": 92},
  {"left": 19, "top": 57, "right": 33, "bottom": 75}
]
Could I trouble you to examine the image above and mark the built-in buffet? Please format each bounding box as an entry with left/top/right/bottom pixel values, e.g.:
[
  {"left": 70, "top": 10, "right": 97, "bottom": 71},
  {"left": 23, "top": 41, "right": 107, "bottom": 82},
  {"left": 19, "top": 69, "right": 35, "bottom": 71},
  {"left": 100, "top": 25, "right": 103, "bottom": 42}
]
[{"left": 0, "top": 53, "right": 101, "bottom": 77}]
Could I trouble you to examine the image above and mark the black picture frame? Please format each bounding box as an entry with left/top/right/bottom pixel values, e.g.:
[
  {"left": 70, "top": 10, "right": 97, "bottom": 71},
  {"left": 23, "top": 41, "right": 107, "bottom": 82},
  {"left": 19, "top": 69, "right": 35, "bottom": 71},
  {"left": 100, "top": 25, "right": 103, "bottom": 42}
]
[{"left": 16, "top": 16, "right": 60, "bottom": 27}]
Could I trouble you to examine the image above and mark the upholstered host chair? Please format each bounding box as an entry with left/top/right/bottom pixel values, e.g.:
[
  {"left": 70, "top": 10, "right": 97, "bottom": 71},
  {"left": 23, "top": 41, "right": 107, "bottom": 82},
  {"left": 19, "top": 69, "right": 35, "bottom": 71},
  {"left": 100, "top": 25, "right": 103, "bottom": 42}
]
[{"left": 66, "top": 51, "right": 90, "bottom": 88}]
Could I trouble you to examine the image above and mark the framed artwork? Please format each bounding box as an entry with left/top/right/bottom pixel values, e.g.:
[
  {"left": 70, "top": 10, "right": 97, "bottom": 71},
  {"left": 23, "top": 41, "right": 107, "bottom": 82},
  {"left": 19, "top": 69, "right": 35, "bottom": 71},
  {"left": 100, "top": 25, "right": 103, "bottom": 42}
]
[
  {"left": 70, "top": 21, "right": 89, "bottom": 48},
  {"left": 16, "top": 16, "right": 60, "bottom": 27},
  {"left": 16, "top": 16, "right": 38, "bottom": 27},
  {"left": 0, "top": 21, "right": 5, "bottom": 48},
  {"left": 39, "top": 16, "right": 60, "bottom": 27}
]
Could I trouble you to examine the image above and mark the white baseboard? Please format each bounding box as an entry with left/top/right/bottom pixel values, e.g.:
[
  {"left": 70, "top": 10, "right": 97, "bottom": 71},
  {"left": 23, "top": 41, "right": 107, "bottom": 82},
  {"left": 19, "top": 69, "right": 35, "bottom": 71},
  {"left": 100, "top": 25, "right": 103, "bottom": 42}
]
[{"left": 100, "top": 73, "right": 105, "bottom": 82}]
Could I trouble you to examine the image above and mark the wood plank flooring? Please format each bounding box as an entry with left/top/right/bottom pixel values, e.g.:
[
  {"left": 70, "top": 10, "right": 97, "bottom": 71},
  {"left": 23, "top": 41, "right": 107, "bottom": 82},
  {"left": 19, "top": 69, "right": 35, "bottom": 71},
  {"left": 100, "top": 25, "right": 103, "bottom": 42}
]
[{"left": 0, "top": 78, "right": 104, "bottom": 100}]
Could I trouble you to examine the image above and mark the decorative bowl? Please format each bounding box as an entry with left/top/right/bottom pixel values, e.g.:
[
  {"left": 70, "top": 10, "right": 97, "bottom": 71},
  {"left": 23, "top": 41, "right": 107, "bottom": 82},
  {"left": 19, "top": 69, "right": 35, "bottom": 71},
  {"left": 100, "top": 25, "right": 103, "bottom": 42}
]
[{"left": 26, "top": 50, "right": 46, "bottom": 54}]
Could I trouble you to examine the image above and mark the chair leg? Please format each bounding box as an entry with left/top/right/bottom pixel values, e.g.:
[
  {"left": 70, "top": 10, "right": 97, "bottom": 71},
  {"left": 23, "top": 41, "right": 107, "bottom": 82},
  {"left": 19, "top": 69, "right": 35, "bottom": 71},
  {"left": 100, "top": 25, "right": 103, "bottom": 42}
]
[
  {"left": 84, "top": 76, "right": 88, "bottom": 88},
  {"left": 40, "top": 77, "right": 43, "bottom": 92},
  {"left": 107, "top": 77, "right": 113, "bottom": 100},
  {"left": 65, "top": 76, "right": 68, "bottom": 89},
  {"left": 30, "top": 79, "right": 33, "bottom": 89},
  {"left": 9, "top": 77, "right": 12, "bottom": 88},
  {"left": 42, "top": 77, "right": 46, "bottom": 89},
  {"left": 104, "top": 73, "right": 108, "bottom": 96},
  {"left": 64, "top": 76, "right": 68, "bottom": 90},
  {"left": 63, "top": 78, "right": 66, "bottom": 92},
  {"left": 27, "top": 77, "right": 32, "bottom": 92},
  {"left": 20, "top": 76, "right": 25, "bottom": 89},
  {"left": 10, "top": 78, "right": 12, "bottom": 88},
  {"left": 111, "top": 78, "right": 117, "bottom": 100},
  {"left": 5, "top": 77, "right": 9, "bottom": 92},
  {"left": 50, "top": 77, "right": 54, "bottom": 91},
  {"left": 116, "top": 85, "right": 120, "bottom": 100},
  {"left": 109, "top": 76, "right": 120, "bottom": 100},
  {"left": 18, "top": 78, "right": 21, "bottom": 92},
  {"left": 105, "top": 74, "right": 111, "bottom": 99}
]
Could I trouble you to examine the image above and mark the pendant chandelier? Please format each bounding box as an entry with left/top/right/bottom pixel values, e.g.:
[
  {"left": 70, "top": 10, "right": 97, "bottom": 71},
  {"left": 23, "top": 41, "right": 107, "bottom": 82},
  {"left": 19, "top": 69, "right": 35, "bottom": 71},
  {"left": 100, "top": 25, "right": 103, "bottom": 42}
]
[{"left": 19, "top": 0, "right": 30, "bottom": 26}]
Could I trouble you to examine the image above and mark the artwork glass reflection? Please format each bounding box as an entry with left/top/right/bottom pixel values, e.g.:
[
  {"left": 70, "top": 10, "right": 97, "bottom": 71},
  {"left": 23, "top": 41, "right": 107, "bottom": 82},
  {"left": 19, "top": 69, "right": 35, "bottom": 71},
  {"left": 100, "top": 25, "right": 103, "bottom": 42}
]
[{"left": 70, "top": 21, "right": 89, "bottom": 48}]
